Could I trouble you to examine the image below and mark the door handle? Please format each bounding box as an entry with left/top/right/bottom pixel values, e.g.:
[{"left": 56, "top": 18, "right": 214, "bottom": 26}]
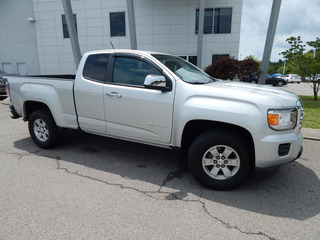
[{"left": 106, "top": 92, "right": 122, "bottom": 98}]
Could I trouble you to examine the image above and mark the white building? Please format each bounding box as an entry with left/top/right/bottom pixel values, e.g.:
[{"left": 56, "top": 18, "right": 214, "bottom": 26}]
[{"left": 0, "top": 0, "right": 243, "bottom": 75}]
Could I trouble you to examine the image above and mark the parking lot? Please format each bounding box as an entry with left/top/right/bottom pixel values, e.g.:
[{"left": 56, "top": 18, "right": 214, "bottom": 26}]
[
  {"left": 282, "top": 82, "right": 316, "bottom": 96},
  {"left": 0, "top": 83, "right": 320, "bottom": 239}
]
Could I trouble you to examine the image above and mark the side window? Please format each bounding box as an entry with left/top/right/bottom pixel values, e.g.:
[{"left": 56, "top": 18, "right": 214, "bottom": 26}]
[
  {"left": 83, "top": 54, "right": 110, "bottom": 82},
  {"left": 113, "top": 57, "right": 161, "bottom": 86}
]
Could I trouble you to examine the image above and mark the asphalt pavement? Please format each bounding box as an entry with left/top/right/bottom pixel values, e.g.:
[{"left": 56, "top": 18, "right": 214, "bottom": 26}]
[{"left": 0, "top": 83, "right": 319, "bottom": 240}]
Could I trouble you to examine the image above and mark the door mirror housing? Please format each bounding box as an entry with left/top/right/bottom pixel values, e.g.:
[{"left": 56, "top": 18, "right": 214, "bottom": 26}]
[{"left": 144, "top": 74, "right": 170, "bottom": 91}]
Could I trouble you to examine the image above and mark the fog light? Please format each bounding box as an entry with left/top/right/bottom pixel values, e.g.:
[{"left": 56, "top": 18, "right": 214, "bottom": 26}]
[{"left": 278, "top": 143, "right": 291, "bottom": 156}]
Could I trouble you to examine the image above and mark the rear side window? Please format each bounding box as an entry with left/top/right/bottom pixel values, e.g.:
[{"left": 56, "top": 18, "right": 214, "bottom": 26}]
[{"left": 83, "top": 54, "right": 110, "bottom": 82}]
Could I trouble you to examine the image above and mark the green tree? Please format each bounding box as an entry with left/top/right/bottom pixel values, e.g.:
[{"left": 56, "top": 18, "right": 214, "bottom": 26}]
[{"left": 281, "top": 36, "right": 320, "bottom": 100}]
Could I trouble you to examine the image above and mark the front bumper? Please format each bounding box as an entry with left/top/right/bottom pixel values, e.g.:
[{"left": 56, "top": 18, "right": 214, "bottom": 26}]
[{"left": 254, "top": 129, "right": 303, "bottom": 168}]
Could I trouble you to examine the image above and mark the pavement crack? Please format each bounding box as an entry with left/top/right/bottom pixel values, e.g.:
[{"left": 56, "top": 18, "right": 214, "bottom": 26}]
[
  {"left": 199, "top": 201, "right": 277, "bottom": 240},
  {"left": 55, "top": 158, "right": 276, "bottom": 240},
  {"left": 159, "top": 168, "right": 186, "bottom": 192},
  {"left": 0, "top": 149, "right": 43, "bottom": 161}
]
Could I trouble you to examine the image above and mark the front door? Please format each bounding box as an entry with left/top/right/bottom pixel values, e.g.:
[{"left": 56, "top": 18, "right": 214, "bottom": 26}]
[{"left": 103, "top": 55, "right": 174, "bottom": 144}]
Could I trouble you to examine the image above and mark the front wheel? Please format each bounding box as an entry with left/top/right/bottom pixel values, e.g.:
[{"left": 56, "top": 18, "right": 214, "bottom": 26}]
[
  {"left": 188, "top": 130, "right": 251, "bottom": 190},
  {"left": 28, "top": 110, "right": 62, "bottom": 149},
  {"left": 277, "top": 81, "right": 284, "bottom": 86}
]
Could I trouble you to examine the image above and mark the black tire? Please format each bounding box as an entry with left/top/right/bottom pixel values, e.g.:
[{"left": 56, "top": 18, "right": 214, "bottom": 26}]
[
  {"left": 188, "top": 130, "right": 251, "bottom": 190},
  {"left": 277, "top": 81, "right": 284, "bottom": 87},
  {"left": 28, "top": 109, "right": 62, "bottom": 149}
]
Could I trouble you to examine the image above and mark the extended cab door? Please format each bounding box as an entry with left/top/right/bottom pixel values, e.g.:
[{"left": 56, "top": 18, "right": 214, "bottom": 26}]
[
  {"left": 103, "top": 54, "right": 174, "bottom": 145},
  {"left": 74, "top": 54, "right": 110, "bottom": 133}
]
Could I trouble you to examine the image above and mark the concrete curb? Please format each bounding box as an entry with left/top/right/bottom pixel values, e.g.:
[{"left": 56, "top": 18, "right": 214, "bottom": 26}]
[{"left": 302, "top": 128, "right": 320, "bottom": 141}]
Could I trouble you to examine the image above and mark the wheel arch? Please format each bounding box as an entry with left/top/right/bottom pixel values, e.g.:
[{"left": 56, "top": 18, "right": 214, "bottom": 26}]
[
  {"left": 181, "top": 120, "right": 255, "bottom": 168},
  {"left": 24, "top": 101, "right": 53, "bottom": 121}
]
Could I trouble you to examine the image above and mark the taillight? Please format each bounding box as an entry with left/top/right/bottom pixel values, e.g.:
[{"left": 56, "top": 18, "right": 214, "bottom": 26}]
[{"left": 6, "top": 80, "right": 11, "bottom": 100}]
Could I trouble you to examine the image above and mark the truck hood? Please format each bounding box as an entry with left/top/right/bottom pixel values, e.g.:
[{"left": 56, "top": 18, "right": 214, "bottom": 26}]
[{"left": 197, "top": 80, "right": 299, "bottom": 108}]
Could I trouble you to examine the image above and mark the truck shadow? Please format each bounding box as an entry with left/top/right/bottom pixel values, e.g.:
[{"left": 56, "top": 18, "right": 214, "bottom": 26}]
[{"left": 14, "top": 130, "right": 320, "bottom": 221}]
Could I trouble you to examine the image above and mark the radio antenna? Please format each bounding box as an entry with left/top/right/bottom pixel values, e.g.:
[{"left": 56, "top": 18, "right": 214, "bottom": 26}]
[{"left": 110, "top": 41, "right": 115, "bottom": 49}]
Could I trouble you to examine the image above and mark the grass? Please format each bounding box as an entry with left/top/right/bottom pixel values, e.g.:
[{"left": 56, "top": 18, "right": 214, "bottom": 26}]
[{"left": 300, "top": 96, "right": 320, "bottom": 129}]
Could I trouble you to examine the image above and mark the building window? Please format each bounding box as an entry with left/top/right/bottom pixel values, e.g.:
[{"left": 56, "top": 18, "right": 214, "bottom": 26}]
[
  {"left": 178, "top": 56, "right": 187, "bottom": 60},
  {"left": 214, "top": 8, "right": 232, "bottom": 34},
  {"left": 110, "top": 12, "right": 126, "bottom": 37},
  {"left": 62, "top": 14, "right": 77, "bottom": 38},
  {"left": 212, "top": 54, "right": 229, "bottom": 63},
  {"left": 195, "top": 9, "right": 214, "bottom": 34},
  {"left": 195, "top": 8, "right": 232, "bottom": 34},
  {"left": 188, "top": 56, "right": 198, "bottom": 66},
  {"left": 178, "top": 56, "right": 198, "bottom": 66}
]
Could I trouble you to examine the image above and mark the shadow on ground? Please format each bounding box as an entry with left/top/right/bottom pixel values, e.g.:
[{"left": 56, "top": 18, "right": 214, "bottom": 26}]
[{"left": 14, "top": 130, "right": 320, "bottom": 221}]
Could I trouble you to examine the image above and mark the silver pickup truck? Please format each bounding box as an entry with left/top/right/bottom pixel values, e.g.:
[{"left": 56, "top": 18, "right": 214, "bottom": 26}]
[{"left": 6, "top": 49, "right": 304, "bottom": 190}]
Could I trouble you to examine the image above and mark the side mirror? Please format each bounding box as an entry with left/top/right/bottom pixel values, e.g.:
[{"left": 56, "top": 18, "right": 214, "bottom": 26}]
[{"left": 144, "top": 74, "right": 170, "bottom": 91}]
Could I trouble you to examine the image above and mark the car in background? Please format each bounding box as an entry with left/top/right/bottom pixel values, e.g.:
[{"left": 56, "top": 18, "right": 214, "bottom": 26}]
[
  {"left": 272, "top": 73, "right": 285, "bottom": 78},
  {"left": 0, "top": 71, "right": 20, "bottom": 96},
  {"left": 0, "top": 71, "right": 8, "bottom": 96},
  {"left": 283, "top": 74, "right": 301, "bottom": 83},
  {"left": 266, "top": 74, "right": 288, "bottom": 87},
  {"left": 241, "top": 74, "right": 259, "bottom": 83},
  {"left": 241, "top": 74, "right": 287, "bottom": 86}
]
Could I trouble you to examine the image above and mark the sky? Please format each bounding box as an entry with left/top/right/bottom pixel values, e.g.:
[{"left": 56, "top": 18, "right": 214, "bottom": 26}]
[{"left": 239, "top": 0, "right": 320, "bottom": 62}]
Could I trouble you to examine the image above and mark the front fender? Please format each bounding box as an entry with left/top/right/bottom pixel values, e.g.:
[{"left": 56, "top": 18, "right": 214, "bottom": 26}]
[{"left": 170, "top": 81, "right": 279, "bottom": 147}]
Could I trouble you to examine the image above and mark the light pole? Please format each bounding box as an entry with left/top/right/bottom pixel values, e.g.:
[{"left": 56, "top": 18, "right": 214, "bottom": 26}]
[
  {"left": 259, "top": 0, "right": 282, "bottom": 84},
  {"left": 283, "top": 59, "right": 286, "bottom": 75}
]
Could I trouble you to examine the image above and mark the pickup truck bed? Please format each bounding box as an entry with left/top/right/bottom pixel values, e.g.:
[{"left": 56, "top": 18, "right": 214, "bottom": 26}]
[{"left": 8, "top": 75, "right": 78, "bottom": 130}]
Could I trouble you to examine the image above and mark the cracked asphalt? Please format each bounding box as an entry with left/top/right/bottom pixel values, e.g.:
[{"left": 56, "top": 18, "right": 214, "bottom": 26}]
[{"left": 0, "top": 100, "right": 320, "bottom": 240}]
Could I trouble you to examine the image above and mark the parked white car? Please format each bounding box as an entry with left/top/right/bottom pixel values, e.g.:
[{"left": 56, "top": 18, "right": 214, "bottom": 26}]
[{"left": 283, "top": 74, "right": 302, "bottom": 83}]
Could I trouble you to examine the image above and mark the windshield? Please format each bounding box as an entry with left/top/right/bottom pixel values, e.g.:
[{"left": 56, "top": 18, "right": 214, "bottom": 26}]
[{"left": 152, "top": 54, "right": 214, "bottom": 84}]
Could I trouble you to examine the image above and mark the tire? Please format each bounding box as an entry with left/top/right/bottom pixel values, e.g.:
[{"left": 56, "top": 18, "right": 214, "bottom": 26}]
[
  {"left": 277, "top": 81, "right": 284, "bottom": 87},
  {"left": 188, "top": 130, "right": 251, "bottom": 190},
  {"left": 28, "top": 109, "right": 62, "bottom": 149}
]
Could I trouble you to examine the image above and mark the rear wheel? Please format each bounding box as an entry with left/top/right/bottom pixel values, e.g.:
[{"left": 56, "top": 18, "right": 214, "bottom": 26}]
[
  {"left": 28, "top": 110, "right": 62, "bottom": 149},
  {"left": 188, "top": 130, "right": 251, "bottom": 190}
]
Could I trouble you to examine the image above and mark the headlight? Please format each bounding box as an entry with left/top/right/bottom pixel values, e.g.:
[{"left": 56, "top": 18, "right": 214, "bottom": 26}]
[{"left": 268, "top": 109, "right": 297, "bottom": 131}]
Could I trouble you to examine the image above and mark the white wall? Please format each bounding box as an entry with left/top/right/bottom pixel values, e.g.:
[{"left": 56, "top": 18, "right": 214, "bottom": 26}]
[
  {"left": 6, "top": 0, "right": 242, "bottom": 74},
  {"left": 0, "top": 0, "right": 40, "bottom": 75}
]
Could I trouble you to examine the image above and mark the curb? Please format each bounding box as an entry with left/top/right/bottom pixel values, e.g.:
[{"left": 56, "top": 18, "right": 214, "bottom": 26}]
[{"left": 302, "top": 128, "right": 320, "bottom": 141}]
